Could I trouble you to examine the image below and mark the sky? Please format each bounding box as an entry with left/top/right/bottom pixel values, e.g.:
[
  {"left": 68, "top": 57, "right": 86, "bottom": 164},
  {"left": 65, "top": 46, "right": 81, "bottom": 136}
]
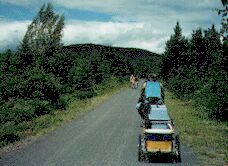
[{"left": 0, "top": 0, "right": 223, "bottom": 53}]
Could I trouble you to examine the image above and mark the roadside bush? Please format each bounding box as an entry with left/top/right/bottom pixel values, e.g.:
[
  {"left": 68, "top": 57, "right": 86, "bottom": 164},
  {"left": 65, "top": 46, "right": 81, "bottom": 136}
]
[
  {"left": 0, "top": 99, "right": 36, "bottom": 124},
  {"left": 33, "top": 100, "right": 54, "bottom": 116},
  {"left": 74, "top": 90, "right": 95, "bottom": 100},
  {"left": 54, "top": 97, "right": 68, "bottom": 110},
  {"left": 0, "top": 122, "right": 20, "bottom": 147},
  {"left": 67, "top": 58, "right": 94, "bottom": 91},
  {"left": 0, "top": 74, "right": 25, "bottom": 102},
  {"left": 58, "top": 83, "right": 75, "bottom": 94},
  {"left": 11, "top": 99, "right": 36, "bottom": 124},
  {"left": 24, "top": 69, "right": 60, "bottom": 103},
  {"left": 59, "top": 90, "right": 95, "bottom": 105},
  {"left": 0, "top": 105, "right": 12, "bottom": 124},
  {"left": 0, "top": 99, "right": 56, "bottom": 125},
  {"left": 92, "top": 84, "right": 106, "bottom": 96},
  {"left": 93, "top": 76, "right": 126, "bottom": 95},
  {"left": 194, "top": 77, "right": 228, "bottom": 120}
]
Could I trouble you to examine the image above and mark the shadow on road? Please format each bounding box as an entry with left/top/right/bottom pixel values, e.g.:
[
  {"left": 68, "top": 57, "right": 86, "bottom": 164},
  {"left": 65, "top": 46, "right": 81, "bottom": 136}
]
[{"left": 141, "top": 154, "right": 178, "bottom": 164}]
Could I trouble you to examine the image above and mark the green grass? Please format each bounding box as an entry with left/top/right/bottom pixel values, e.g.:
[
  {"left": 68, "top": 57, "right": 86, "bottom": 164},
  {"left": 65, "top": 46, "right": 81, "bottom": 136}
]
[{"left": 166, "top": 91, "right": 228, "bottom": 165}]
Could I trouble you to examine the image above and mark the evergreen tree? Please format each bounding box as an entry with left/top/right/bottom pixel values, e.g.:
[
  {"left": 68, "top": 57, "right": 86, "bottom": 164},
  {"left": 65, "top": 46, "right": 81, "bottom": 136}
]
[
  {"left": 190, "top": 28, "right": 207, "bottom": 77},
  {"left": 161, "top": 21, "right": 189, "bottom": 80},
  {"left": 203, "top": 25, "right": 222, "bottom": 78}
]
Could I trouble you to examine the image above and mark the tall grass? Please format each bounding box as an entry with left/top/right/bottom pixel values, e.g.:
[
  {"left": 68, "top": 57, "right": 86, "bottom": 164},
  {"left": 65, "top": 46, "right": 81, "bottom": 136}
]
[{"left": 166, "top": 91, "right": 228, "bottom": 165}]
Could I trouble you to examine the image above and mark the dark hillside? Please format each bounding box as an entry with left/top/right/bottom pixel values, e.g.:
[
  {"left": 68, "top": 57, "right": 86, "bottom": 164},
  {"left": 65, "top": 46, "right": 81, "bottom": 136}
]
[
  {"left": 63, "top": 44, "right": 162, "bottom": 77},
  {"left": 63, "top": 43, "right": 160, "bottom": 58}
]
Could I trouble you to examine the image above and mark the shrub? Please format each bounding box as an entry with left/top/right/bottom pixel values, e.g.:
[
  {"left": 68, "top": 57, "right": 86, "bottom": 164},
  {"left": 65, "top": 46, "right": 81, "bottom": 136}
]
[
  {"left": 67, "top": 59, "right": 94, "bottom": 91},
  {"left": 92, "top": 76, "right": 126, "bottom": 95},
  {"left": 33, "top": 100, "right": 54, "bottom": 116},
  {"left": 54, "top": 97, "right": 68, "bottom": 110},
  {"left": 24, "top": 69, "right": 60, "bottom": 103},
  {"left": 74, "top": 90, "right": 95, "bottom": 100},
  {"left": 0, "top": 122, "right": 20, "bottom": 147},
  {"left": 194, "top": 77, "right": 227, "bottom": 120},
  {"left": 0, "top": 99, "right": 36, "bottom": 124},
  {"left": 11, "top": 99, "right": 36, "bottom": 124},
  {"left": 0, "top": 105, "right": 12, "bottom": 124}
]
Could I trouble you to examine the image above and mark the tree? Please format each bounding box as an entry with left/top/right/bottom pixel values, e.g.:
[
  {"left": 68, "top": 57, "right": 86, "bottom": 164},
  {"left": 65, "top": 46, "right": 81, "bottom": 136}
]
[
  {"left": 190, "top": 28, "right": 208, "bottom": 77},
  {"left": 217, "top": 0, "right": 228, "bottom": 42},
  {"left": 67, "top": 58, "right": 93, "bottom": 91},
  {"left": 19, "top": 3, "right": 64, "bottom": 70},
  {"left": 161, "top": 21, "right": 189, "bottom": 80},
  {"left": 203, "top": 25, "right": 222, "bottom": 77}
]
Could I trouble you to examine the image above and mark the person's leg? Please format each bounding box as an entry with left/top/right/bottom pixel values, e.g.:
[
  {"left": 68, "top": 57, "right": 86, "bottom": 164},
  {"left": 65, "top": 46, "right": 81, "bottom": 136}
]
[
  {"left": 133, "top": 81, "right": 136, "bottom": 89},
  {"left": 137, "top": 102, "right": 146, "bottom": 119},
  {"left": 132, "top": 81, "right": 134, "bottom": 89},
  {"left": 138, "top": 109, "right": 145, "bottom": 119},
  {"left": 144, "top": 103, "right": 150, "bottom": 120},
  {"left": 161, "top": 87, "right": 165, "bottom": 103}
]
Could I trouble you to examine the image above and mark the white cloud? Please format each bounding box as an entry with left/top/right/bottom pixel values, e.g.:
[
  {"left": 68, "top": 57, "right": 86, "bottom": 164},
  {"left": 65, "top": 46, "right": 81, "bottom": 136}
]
[
  {"left": 63, "top": 21, "right": 167, "bottom": 53},
  {"left": 0, "top": 19, "right": 167, "bottom": 53},
  {"left": 55, "top": 0, "right": 221, "bottom": 43},
  {"left": 0, "top": 20, "right": 30, "bottom": 51}
]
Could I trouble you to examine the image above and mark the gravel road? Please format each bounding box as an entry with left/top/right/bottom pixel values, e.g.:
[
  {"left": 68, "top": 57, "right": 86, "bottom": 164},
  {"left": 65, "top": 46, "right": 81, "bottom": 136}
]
[{"left": 0, "top": 86, "right": 199, "bottom": 166}]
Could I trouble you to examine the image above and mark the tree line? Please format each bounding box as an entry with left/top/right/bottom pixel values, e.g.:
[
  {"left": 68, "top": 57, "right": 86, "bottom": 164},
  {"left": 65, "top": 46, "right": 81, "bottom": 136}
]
[{"left": 161, "top": 19, "right": 227, "bottom": 120}]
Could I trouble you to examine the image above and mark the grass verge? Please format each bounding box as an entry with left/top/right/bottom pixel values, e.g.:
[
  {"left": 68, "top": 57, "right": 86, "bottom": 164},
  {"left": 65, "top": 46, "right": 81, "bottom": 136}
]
[
  {"left": 0, "top": 78, "right": 128, "bottom": 156},
  {"left": 166, "top": 91, "right": 228, "bottom": 165}
]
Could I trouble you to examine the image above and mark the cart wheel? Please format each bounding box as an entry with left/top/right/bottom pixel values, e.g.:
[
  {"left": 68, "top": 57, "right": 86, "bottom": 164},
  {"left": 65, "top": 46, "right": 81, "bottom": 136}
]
[
  {"left": 138, "top": 149, "right": 142, "bottom": 161},
  {"left": 176, "top": 148, "right": 181, "bottom": 162},
  {"left": 175, "top": 135, "right": 182, "bottom": 163},
  {"left": 138, "top": 134, "right": 143, "bottom": 162}
]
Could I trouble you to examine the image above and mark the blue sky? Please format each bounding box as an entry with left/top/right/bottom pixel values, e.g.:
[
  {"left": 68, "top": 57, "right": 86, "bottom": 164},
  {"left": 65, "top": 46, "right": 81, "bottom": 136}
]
[{"left": 0, "top": 0, "right": 223, "bottom": 53}]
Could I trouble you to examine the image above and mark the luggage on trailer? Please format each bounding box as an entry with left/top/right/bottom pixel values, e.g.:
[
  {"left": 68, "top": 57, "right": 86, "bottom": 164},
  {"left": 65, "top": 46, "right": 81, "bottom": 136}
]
[
  {"left": 137, "top": 104, "right": 181, "bottom": 163},
  {"left": 148, "top": 105, "right": 170, "bottom": 121}
]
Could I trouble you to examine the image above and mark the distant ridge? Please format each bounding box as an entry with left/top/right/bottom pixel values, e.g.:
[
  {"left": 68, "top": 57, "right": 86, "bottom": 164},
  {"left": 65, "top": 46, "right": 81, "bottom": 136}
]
[{"left": 62, "top": 43, "right": 160, "bottom": 59}]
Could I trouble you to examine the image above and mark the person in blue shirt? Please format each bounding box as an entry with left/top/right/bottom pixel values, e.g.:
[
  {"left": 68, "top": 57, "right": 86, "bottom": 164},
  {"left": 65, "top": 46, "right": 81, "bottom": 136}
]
[{"left": 136, "top": 73, "right": 164, "bottom": 120}]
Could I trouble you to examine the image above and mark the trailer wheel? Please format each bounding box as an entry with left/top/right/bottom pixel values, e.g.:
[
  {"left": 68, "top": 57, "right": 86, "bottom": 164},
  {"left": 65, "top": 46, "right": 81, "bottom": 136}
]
[
  {"left": 138, "top": 134, "right": 143, "bottom": 161},
  {"left": 175, "top": 135, "right": 181, "bottom": 163}
]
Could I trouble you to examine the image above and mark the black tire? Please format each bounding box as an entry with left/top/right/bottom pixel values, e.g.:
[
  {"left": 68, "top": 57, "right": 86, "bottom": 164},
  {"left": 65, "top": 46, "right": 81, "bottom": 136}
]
[
  {"left": 175, "top": 135, "right": 181, "bottom": 163},
  {"left": 138, "top": 149, "right": 142, "bottom": 161},
  {"left": 176, "top": 148, "right": 181, "bottom": 163},
  {"left": 138, "top": 134, "right": 143, "bottom": 162}
]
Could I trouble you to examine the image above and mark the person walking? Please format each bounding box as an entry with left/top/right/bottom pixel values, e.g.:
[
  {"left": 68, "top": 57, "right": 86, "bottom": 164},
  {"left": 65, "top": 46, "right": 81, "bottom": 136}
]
[{"left": 129, "top": 74, "right": 136, "bottom": 89}]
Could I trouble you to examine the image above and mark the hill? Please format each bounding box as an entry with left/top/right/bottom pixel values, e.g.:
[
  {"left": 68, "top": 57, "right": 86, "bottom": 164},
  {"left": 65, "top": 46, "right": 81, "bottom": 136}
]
[
  {"left": 63, "top": 43, "right": 162, "bottom": 77},
  {"left": 63, "top": 43, "right": 160, "bottom": 58}
]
